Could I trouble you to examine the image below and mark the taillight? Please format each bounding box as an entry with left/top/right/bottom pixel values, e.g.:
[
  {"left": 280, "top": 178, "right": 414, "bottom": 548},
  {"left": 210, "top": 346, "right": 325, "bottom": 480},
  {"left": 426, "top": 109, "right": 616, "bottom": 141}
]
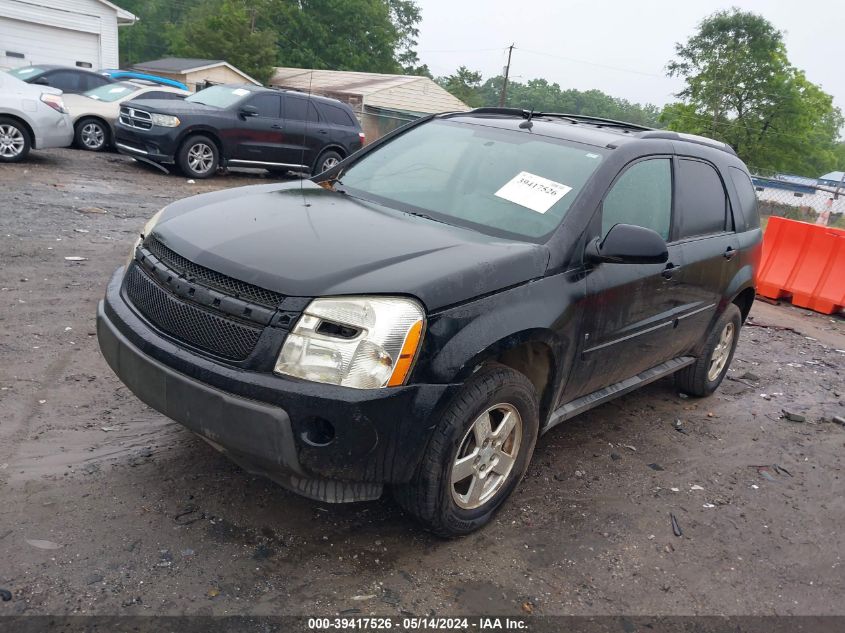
[
  {"left": 40, "top": 93, "right": 68, "bottom": 114},
  {"left": 358, "top": 131, "right": 366, "bottom": 144}
]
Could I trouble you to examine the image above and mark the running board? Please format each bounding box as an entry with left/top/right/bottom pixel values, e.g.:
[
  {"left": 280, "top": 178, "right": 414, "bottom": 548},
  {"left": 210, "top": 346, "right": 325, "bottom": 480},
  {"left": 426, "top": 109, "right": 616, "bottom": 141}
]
[{"left": 543, "top": 356, "right": 695, "bottom": 433}]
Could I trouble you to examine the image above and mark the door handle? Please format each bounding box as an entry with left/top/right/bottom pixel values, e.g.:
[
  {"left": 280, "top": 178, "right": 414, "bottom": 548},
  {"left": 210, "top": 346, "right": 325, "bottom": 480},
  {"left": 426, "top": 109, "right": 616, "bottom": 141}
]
[
  {"left": 662, "top": 262, "right": 680, "bottom": 279},
  {"left": 318, "top": 129, "right": 328, "bottom": 135},
  {"left": 271, "top": 124, "right": 283, "bottom": 129},
  {"left": 724, "top": 246, "right": 736, "bottom": 260}
]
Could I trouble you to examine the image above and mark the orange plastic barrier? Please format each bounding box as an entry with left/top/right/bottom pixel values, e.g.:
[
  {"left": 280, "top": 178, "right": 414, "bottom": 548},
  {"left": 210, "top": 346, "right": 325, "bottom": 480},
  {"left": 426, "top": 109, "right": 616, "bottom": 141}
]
[{"left": 757, "top": 216, "right": 845, "bottom": 315}]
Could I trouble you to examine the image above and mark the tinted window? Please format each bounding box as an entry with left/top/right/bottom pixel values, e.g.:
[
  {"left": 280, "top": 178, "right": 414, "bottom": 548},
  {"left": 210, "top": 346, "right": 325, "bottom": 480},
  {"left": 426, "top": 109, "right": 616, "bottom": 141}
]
[
  {"left": 318, "top": 102, "right": 355, "bottom": 126},
  {"left": 8, "top": 66, "right": 46, "bottom": 80},
  {"left": 247, "top": 94, "right": 281, "bottom": 118},
  {"left": 43, "top": 71, "right": 83, "bottom": 92},
  {"left": 341, "top": 119, "right": 606, "bottom": 240},
  {"left": 285, "top": 96, "right": 321, "bottom": 122},
  {"left": 676, "top": 159, "right": 729, "bottom": 237},
  {"left": 729, "top": 167, "right": 760, "bottom": 229},
  {"left": 83, "top": 74, "right": 111, "bottom": 90},
  {"left": 602, "top": 159, "right": 672, "bottom": 240}
]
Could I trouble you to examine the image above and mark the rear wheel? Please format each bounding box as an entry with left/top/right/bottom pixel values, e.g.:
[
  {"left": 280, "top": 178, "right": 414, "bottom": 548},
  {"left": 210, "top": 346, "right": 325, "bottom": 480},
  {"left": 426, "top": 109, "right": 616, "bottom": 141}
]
[
  {"left": 75, "top": 118, "right": 109, "bottom": 152},
  {"left": 177, "top": 135, "right": 219, "bottom": 179},
  {"left": 675, "top": 304, "right": 742, "bottom": 397},
  {"left": 312, "top": 149, "right": 342, "bottom": 177},
  {"left": 393, "top": 365, "right": 539, "bottom": 536},
  {"left": 0, "top": 117, "right": 30, "bottom": 162}
]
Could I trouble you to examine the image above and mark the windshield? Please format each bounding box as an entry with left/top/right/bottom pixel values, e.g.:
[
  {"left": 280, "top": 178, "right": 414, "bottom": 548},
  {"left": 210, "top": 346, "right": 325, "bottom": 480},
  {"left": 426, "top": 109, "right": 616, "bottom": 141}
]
[
  {"left": 7, "top": 66, "right": 46, "bottom": 80},
  {"left": 185, "top": 85, "right": 251, "bottom": 108},
  {"left": 339, "top": 120, "right": 606, "bottom": 240},
  {"left": 85, "top": 81, "right": 138, "bottom": 102}
]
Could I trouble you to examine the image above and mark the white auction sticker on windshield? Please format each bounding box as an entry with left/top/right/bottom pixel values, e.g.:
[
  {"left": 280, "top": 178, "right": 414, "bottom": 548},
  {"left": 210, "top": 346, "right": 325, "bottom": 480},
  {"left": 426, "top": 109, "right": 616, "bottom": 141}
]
[
  {"left": 494, "top": 171, "right": 572, "bottom": 213},
  {"left": 232, "top": 88, "right": 249, "bottom": 96}
]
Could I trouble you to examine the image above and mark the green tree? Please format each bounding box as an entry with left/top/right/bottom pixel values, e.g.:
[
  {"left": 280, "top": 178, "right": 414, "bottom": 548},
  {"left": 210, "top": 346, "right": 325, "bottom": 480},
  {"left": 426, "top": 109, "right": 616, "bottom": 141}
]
[
  {"left": 436, "top": 67, "right": 484, "bottom": 107},
  {"left": 168, "top": 0, "right": 278, "bottom": 84},
  {"left": 664, "top": 8, "right": 843, "bottom": 175},
  {"left": 117, "top": 0, "right": 190, "bottom": 66}
]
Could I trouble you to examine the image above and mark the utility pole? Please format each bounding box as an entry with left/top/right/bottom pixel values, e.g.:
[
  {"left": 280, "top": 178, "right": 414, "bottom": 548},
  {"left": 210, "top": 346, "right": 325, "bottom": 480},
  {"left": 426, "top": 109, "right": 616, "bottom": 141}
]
[{"left": 499, "top": 44, "right": 514, "bottom": 107}]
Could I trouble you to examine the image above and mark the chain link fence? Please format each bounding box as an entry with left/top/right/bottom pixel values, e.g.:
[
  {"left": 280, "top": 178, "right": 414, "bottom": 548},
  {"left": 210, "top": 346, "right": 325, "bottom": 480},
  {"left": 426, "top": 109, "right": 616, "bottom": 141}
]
[{"left": 750, "top": 171, "right": 845, "bottom": 229}]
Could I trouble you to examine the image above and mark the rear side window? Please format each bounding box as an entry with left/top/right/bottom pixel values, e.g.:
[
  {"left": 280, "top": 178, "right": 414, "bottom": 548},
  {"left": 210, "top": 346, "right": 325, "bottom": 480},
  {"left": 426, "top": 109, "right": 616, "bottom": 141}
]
[
  {"left": 676, "top": 159, "right": 729, "bottom": 237},
  {"left": 284, "top": 96, "right": 320, "bottom": 122},
  {"left": 317, "top": 103, "right": 355, "bottom": 126},
  {"left": 44, "top": 71, "right": 83, "bottom": 92},
  {"left": 602, "top": 158, "right": 672, "bottom": 240},
  {"left": 728, "top": 167, "right": 760, "bottom": 229},
  {"left": 247, "top": 94, "right": 281, "bottom": 118}
]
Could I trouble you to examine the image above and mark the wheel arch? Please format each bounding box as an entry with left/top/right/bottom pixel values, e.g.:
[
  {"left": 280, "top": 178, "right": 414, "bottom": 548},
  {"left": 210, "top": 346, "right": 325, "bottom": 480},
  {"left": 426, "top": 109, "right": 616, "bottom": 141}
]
[
  {"left": 74, "top": 115, "right": 112, "bottom": 145},
  {"left": 0, "top": 113, "right": 35, "bottom": 148},
  {"left": 312, "top": 144, "right": 347, "bottom": 170},
  {"left": 177, "top": 127, "right": 224, "bottom": 158}
]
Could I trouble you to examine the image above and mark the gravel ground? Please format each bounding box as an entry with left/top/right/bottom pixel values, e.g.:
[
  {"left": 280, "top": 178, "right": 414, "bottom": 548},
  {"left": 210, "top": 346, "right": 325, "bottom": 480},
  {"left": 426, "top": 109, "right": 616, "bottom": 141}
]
[{"left": 1, "top": 148, "right": 844, "bottom": 617}]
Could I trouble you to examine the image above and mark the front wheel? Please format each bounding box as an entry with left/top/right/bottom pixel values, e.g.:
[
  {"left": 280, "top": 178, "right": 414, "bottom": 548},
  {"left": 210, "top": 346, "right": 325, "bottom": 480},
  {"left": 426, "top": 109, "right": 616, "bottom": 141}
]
[
  {"left": 393, "top": 365, "right": 539, "bottom": 536},
  {"left": 177, "top": 135, "right": 219, "bottom": 179},
  {"left": 75, "top": 118, "right": 109, "bottom": 151},
  {"left": 675, "top": 303, "right": 742, "bottom": 397}
]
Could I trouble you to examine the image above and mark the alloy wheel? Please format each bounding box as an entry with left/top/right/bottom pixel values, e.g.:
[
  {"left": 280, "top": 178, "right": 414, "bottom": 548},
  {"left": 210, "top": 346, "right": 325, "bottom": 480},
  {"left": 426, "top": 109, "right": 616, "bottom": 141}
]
[
  {"left": 321, "top": 156, "right": 339, "bottom": 172},
  {"left": 81, "top": 122, "right": 105, "bottom": 149},
  {"left": 707, "top": 322, "right": 735, "bottom": 381},
  {"left": 187, "top": 143, "right": 214, "bottom": 174},
  {"left": 0, "top": 125, "right": 25, "bottom": 158},
  {"left": 451, "top": 403, "right": 523, "bottom": 510}
]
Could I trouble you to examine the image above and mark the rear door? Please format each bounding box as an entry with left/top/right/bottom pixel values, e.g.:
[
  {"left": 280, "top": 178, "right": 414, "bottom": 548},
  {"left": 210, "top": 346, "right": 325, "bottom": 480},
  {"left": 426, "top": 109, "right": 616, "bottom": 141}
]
[
  {"left": 565, "top": 156, "right": 684, "bottom": 399},
  {"left": 279, "top": 95, "right": 325, "bottom": 168},
  {"left": 232, "top": 93, "right": 285, "bottom": 163},
  {"left": 671, "top": 157, "right": 740, "bottom": 352}
]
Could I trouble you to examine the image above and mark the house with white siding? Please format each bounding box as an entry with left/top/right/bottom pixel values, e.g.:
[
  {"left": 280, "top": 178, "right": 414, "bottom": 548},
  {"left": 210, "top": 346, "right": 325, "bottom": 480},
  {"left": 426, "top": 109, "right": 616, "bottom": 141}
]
[{"left": 0, "top": 0, "right": 136, "bottom": 71}]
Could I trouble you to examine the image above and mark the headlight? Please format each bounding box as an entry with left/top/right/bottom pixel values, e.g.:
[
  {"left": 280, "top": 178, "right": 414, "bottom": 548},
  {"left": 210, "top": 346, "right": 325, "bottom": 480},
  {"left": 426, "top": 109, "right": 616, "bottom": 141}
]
[
  {"left": 274, "top": 296, "right": 425, "bottom": 389},
  {"left": 126, "top": 208, "right": 164, "bottom": 268},
  {"left": 150, "top": 113, "right": 180, "bottom": 128}
]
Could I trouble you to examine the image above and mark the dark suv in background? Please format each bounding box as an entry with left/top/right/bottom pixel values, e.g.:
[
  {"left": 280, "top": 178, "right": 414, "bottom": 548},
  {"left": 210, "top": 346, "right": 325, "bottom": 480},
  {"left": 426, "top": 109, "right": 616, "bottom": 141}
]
[
  {"left": 98, "top": 108, "right": 761, "bottom": 535},
  {"left": 114, "top": 83, "right": 365, "bottom": 178}
]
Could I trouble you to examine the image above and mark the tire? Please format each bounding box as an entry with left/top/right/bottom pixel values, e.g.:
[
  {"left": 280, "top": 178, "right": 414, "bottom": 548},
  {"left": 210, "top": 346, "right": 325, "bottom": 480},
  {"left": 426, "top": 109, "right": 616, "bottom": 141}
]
[
  {"left": 675, "top": 304, "right": 742, "bottom": 397},
  {"left": 393, "top": 364, "right": 539, "bottom": 536},
  {"left": 177, "top": 134, "right": 219, "bottom": 179},
  {"left": 0, "top": 116, "right": 31, "bottom": 162},
  {"left": 312, "top": 149, "right": 342, "bottom": 177},
  {"left": 74, "top": 117, "right": 109, "bottom": 152}
]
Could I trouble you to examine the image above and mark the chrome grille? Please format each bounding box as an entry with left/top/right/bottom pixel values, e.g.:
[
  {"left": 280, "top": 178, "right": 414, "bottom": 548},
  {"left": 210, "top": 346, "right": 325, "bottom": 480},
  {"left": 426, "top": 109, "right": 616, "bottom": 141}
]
[{"left": 119, "top": 106, "right": 153, "bottom": 130}]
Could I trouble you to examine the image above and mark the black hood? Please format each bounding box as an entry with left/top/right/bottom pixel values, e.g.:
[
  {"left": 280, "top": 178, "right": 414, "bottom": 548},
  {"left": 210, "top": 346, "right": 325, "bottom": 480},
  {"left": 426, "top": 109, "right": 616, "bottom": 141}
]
[
  {"left": 122, "top": 98, "right": 217, "bottom": 115},
  {"left": 150, "top": 182, "right": 550, "bottom": 311}
]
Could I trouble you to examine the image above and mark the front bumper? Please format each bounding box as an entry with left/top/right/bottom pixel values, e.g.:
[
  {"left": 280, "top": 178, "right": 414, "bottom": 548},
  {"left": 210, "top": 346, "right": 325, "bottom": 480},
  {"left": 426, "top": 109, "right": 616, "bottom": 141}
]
[
  {"left": 35, "top": 112, "right": 73, "bottom": 150},
  {"left": 114, "top": 124, "right": 179, "bottom": 163},
  {"left": 97, "top": 268, "right": 456, "bottom": 502}
]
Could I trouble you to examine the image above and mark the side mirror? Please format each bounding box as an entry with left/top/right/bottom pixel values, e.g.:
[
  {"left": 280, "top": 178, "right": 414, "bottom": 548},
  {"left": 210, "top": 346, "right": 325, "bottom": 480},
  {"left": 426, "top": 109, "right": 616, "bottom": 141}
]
[
  {"left": 586, "top": 223, "right": 668, "bottom": 265},
  {"left": 240, "top": 105, "right": 259, "bottom": 118},
  {"left": 33, "top": 77, "right": 50, "bottom": 86}
]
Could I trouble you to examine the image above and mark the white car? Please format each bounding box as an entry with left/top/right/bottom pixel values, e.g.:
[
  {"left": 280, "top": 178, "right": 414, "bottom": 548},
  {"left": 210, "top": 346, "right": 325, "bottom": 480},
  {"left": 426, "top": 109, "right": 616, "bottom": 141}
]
[
  {"left": 63, "top": 81, "right": 189, "bottom": 152},
  {"left": 0, "top": 72, "right": 73, "bottom": 162}
]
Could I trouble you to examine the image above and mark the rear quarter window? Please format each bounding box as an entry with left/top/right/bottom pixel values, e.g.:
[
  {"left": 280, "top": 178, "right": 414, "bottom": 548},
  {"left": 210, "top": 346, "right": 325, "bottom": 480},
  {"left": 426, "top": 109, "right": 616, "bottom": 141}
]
[
  {"left": 728, "top": 167, "right": 760, "bottom": 230},
  {"left": 317, "top": 102, "right": 355, "bottom": 127}
]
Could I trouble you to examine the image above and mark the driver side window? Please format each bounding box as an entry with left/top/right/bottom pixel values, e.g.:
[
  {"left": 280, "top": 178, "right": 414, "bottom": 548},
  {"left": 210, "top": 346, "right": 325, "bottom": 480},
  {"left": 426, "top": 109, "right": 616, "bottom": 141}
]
[{"left": 602, "top": 158, "right": 672, "bottom": 240}]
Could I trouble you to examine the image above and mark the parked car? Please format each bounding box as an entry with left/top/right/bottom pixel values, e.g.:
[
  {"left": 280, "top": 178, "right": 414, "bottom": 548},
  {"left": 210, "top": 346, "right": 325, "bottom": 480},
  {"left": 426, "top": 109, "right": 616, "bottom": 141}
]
[
  {"left": 113, "top": 83, "right": 365, "bottom": 178},
  {"left": 99, "top": 69, "right": 189, "bottom": 91},
  {"left": 97, "top": 109, "right": 761, "bottom": 535},
  {"left": 63, "top": 81, "right": 189, "bottom": 152},
  {"left": 6, "top": 65, "right": 114, "bottom": 94},
  {"left": 0, "top": 72, "right": 73, "bottom": 162}
]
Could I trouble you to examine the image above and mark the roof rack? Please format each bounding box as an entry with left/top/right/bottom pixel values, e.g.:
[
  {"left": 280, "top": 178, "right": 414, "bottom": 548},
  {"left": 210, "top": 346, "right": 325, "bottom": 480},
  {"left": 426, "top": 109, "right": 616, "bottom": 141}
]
[
  {"left": 461, "top": 108, "right": 652, "bottom": 131},
  {"left": 638, "top": 130, "right": 737, "bottom": 156}
]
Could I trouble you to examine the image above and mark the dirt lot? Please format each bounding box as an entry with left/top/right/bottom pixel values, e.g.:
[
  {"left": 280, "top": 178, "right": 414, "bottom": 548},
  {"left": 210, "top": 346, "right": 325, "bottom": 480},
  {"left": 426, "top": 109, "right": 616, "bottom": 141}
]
[{"left": 1, "top": 148, "right": 844, "bottom": 617}]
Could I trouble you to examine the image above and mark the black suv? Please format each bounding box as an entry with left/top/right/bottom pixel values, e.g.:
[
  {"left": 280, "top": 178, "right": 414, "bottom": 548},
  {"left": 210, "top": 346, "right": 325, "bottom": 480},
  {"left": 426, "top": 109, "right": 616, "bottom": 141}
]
[
  {"left": 97, "top": 109, "right": 761, "bottom": 535},
  {"left": 114, "top": 83, "right": 364, "bottom": 178},
  {"left": 7, "top": 65, "right": 114, "bottom": 94}
]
